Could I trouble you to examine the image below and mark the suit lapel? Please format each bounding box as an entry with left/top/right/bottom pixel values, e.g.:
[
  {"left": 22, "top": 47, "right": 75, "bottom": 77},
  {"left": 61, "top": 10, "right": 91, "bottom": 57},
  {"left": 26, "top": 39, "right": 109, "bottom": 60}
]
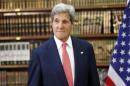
[
  {"left": 48, "top": 37, "right": 68, "bottom": 86},
  {"left": 71, "top": 37, "right": 82, "bottom": 86}
]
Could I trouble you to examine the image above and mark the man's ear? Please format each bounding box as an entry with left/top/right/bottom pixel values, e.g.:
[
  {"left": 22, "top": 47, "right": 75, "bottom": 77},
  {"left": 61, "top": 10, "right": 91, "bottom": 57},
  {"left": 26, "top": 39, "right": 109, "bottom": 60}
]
[{"left": 50, "top": 25, "right": 53, "bottom": 34}]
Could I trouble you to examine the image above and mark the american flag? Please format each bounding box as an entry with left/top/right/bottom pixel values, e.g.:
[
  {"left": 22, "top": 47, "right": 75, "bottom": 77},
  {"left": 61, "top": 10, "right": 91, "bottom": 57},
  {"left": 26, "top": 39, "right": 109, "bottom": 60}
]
[{"left": 105, "top": 1, "right": 130, "bottom": 86}]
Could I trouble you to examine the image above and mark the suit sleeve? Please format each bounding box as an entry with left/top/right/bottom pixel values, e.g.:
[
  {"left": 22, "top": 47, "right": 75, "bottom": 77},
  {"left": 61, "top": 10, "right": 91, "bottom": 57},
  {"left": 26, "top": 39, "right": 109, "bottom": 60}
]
[
  {"left": 28, "top": 49, "right": 43, "bottom": 86},
  {"left": 88, "top": 44, "right": 100, "bottom": 86}
]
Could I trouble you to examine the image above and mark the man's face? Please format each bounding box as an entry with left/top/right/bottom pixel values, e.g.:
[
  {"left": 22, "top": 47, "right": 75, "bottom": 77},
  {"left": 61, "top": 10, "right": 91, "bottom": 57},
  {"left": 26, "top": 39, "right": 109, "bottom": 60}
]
[{"left": 52, "top": 12, "right": 72, "bottom": 42}]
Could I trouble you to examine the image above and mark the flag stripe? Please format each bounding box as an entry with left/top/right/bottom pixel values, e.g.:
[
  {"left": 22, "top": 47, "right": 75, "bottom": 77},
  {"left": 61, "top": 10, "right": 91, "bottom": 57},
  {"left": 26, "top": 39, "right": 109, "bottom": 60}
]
[
  {"left": 127, "top": 0, "right": 130, "bottom": 4},
  {"left": 108, "top": 65, "right": 126, "bottom": 86},
  {"left": 105, "top": 76, "right": 115, "bottom": 86}
]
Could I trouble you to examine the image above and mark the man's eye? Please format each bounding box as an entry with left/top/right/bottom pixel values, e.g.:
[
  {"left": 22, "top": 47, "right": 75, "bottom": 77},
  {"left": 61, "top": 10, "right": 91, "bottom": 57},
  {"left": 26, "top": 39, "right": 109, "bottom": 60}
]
[{"left": 63, "top": 20, "right": 69, "bottom": 24}]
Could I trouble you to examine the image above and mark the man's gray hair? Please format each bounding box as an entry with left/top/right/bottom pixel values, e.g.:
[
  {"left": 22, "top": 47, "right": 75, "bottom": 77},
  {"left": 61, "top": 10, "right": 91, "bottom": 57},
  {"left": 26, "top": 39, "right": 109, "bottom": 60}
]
[{"left": 51, "top": 3, "right": 75, "bottom": 23}]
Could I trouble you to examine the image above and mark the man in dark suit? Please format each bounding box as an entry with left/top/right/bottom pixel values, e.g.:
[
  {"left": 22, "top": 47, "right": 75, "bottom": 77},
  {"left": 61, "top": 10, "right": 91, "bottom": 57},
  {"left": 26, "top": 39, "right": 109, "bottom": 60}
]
[{"left": 28, "top": 3, "right": 100, "bottom": 86}]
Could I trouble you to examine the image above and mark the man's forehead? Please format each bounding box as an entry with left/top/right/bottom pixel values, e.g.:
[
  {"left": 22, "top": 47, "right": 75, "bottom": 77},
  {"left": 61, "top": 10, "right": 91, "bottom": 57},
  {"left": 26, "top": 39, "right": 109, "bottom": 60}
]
[{"left": 53, "top": 12, "right": 70, "bottom": 19}]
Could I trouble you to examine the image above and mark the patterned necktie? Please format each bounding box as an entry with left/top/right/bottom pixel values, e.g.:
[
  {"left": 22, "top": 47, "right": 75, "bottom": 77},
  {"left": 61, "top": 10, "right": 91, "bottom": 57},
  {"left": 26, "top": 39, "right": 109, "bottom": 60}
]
[{"left": 62, "top": 43, "right": 73, "bottom": 86}]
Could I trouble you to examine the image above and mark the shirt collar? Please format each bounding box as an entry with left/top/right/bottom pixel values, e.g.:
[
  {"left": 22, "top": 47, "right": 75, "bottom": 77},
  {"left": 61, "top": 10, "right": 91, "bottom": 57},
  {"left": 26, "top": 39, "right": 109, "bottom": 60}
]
[{"left": 54, "top": 35, "right": 73, "bottom": 49}]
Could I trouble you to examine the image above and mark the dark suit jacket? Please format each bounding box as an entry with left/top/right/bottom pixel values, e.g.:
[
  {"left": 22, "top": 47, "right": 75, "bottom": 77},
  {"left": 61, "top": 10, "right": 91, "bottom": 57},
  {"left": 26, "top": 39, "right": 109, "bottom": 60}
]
[{"left": 28, "top": 36, "right": 100, "bottom": 86}]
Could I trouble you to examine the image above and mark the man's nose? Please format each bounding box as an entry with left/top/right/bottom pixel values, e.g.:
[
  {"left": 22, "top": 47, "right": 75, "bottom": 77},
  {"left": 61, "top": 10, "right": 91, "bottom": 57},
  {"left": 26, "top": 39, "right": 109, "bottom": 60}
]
[{"left": 58, "top": 22, "right": 64, "bottom": 29}]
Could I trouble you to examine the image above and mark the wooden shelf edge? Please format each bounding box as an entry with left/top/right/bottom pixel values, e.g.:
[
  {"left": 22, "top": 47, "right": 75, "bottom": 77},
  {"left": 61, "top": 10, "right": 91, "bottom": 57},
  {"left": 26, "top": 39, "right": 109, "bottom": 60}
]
[
  {"left": 0, "top": 35, "right": 51, "bottom": 41},
  {"left": 96, "top": 64, "right": 109, "bottom": 68},
  {"left": 74, "top": 34, "right": 117, "bottom": 39},
  {"left": 0, "top": 8, "right": 52, "bottom": 13},
  {"left": 75, "top": 3, "right": 126, "bottom": 11},
  {"left": 0, "top": 65, "right": 28, "bottom": 69},
  {"left": 0, "top": 34, "right": 117, "bottom": 41}
]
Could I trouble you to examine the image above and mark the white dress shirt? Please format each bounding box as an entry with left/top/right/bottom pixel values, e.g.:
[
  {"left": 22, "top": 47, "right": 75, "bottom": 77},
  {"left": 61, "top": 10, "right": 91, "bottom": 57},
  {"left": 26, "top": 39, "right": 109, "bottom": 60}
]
[{"left": 54, "top": 35, "right": 75, "bottom": 83}]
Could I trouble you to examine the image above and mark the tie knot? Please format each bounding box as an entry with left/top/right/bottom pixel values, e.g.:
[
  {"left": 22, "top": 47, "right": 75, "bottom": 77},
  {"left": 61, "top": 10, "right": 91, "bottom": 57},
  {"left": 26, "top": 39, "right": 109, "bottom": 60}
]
[{"left": 62, "top": 42, "right": 67, "bottom": 48}]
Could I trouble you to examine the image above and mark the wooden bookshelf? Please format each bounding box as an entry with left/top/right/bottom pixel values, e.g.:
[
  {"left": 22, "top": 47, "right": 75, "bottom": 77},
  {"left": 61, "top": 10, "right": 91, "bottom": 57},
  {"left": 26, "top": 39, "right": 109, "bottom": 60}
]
[{"left": 0, "top": 5, "right": 123, "bottom": 66}]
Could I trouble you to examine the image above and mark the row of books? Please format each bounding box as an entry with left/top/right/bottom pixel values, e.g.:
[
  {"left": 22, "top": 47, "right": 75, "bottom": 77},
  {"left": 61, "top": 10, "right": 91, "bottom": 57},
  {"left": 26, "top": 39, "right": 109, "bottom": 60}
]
[
  {"left": 0, "top": 0, "right": 127, "bottom": 10},
  {"left": 88, "top": 39, "right": 115, "bottom": 65},
  {"left": 72, "top": 10, "right": 123, "bottom": 35},
  {"left": 0, "top": 0, "right": 60, "bottom": 10},
  {"left": 0, "top": 70, "right": 28, "bottom": 86},
  {"left": 68, "top": 0, "right": 127, "bottom": 7},
  {"left": 0, "top": 42, "right": 30, "bottom": 65},
  {"left": 72, "top": 10, "right": 110, "bottom": 35},
  {"left": 0, "top": 41, "right": 44, "bottom": 65},
  {"left": 0, "top": 10, "right": 123, "bottom": 37},
  {"left": 0, "top": 13, "right": 51, "bottom": 37},
  {"left": 0, "top": 39, "right": 115, "bottom": 66}
]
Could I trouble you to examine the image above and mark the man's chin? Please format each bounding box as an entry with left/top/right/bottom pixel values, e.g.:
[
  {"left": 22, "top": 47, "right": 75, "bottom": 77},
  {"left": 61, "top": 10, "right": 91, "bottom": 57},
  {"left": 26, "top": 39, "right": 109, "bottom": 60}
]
[{"left": 57, "top": 36, "right": 68, "bottom": 42}]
